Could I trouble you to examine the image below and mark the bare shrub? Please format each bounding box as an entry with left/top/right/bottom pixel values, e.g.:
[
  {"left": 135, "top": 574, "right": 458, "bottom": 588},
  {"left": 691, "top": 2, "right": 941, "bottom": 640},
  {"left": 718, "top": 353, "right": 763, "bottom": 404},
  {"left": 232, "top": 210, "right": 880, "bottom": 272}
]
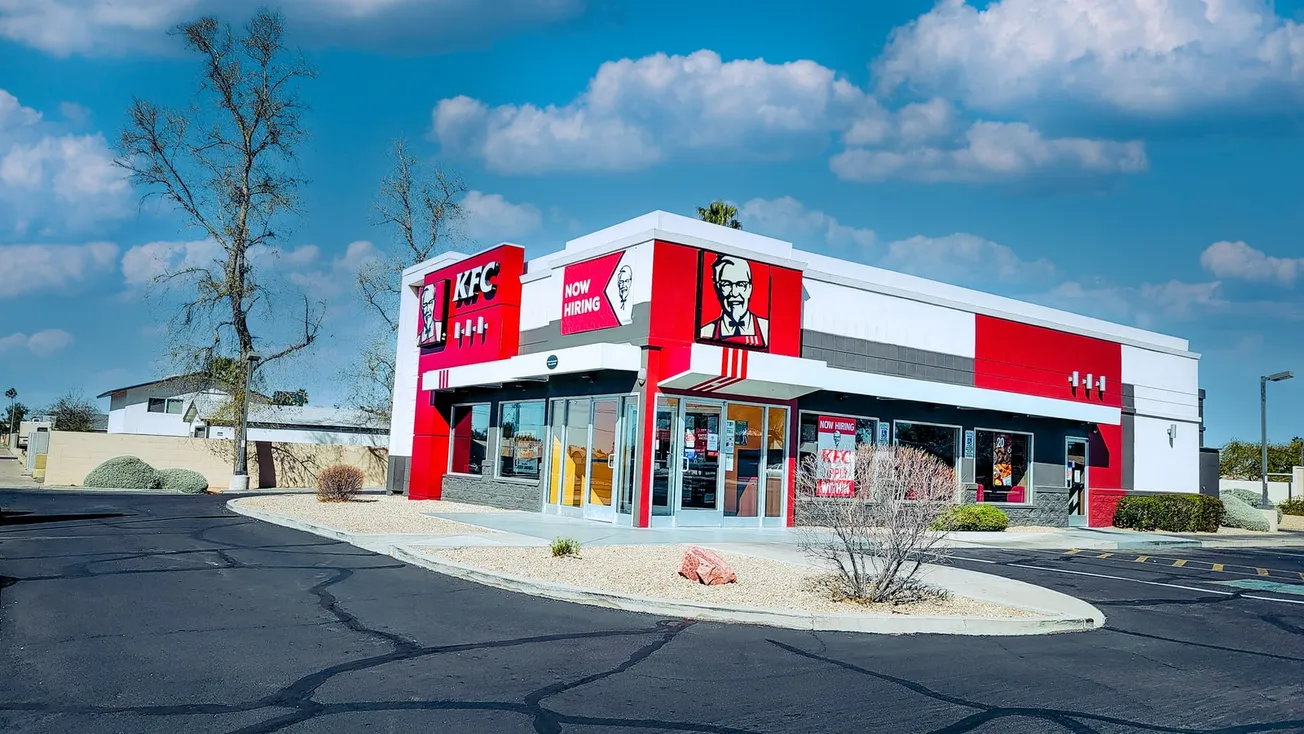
[
  {"left": 316, "top": 465, "right": 365, "bottom": 503},
  {"left": 796, "top": 444, "right": 957, "bottom": 604}
]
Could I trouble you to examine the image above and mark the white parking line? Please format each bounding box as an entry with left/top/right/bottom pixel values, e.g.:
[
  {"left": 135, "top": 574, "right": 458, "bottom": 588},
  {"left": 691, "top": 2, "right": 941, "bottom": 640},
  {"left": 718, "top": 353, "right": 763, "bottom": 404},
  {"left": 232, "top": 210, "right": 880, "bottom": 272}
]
[{"left": 951, "top": 555, "right": 1304, "bottom": 606}]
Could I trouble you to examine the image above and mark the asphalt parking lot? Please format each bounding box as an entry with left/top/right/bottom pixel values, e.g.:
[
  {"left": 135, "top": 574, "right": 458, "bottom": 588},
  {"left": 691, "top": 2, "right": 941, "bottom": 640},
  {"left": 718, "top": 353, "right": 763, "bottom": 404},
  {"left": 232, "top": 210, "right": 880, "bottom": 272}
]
[{"left": 2, "top": 490, "right": 1302, "bottom": 733}]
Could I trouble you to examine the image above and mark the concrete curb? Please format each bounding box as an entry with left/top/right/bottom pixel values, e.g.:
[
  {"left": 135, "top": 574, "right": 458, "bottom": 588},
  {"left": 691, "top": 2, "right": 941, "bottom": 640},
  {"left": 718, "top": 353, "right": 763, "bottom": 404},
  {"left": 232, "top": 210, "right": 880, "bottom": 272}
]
[
  {"left": 29, "top": 485, "right": 190, "bottom": 495},
  {"left": 228, "top": 498, "right": 1106, "bottom": 636},
  {"left": 390, "top": 545, "right": 1102, "bottom": 636}
]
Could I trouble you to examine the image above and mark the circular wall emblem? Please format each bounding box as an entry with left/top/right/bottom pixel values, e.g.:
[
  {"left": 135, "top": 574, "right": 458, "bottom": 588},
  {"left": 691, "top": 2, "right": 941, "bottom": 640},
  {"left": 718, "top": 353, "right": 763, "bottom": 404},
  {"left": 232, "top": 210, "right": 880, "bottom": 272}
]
[{"left": 546, "top": 354, "right": 558, "bottom": 370}]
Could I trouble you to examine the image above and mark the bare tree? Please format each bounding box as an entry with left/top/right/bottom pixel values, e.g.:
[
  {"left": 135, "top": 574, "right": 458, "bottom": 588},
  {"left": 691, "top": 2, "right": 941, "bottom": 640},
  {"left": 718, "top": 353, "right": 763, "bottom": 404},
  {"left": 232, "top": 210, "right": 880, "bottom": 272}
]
[
  {"left": 795, "top": 444, "right": 957, "bottom": 604},
  {"left": 45, "top": 390, "right": 100, "bottom": 433},
  {"left": 343, "top": 138, "right": 467, "bottom": 423},
  {"left": 115, "top": 10, "right": 322, "bottom": 425}
]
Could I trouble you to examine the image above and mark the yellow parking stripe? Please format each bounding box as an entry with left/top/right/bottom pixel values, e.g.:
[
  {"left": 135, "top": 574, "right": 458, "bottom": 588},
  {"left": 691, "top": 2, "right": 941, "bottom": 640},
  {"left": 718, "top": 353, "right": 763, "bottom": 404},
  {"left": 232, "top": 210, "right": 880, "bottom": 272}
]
[
  {"left": 1257, "top": 568, "right": 1270, "bottom": 577},
  {"left": 1096, "top": 553, "right": 1113, "bottom": 559},
  {"left": 1212, "top": 563, "right": 1224, "bottom": 572},
  {"left": 1064, "top": 549, "right": 1081, "bottom": 555},
  {"left": 1172, "top": 560, "right": 1187, "bottom": 567},
  {"left": 1134, "top": 556, "right": 1149, "bottom": 563}
]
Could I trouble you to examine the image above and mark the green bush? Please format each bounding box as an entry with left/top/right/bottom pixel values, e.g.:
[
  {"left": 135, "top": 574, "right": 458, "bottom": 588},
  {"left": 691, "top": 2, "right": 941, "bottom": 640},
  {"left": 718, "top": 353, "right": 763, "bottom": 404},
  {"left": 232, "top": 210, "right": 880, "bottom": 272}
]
[
  {"left": 1221, "top": 487, "right": 1281, "bottom": 522},
  {"left": 83, "top": 456, "right": 162, "bottom": 490},
  {"left": 932, "top": 504, "right": 1009, "bottom": 532},
  {"left": 1113, "top": 494, "right": 1223, "bottom": 533},
  {"left": 550, "top": 537, "right": 582, "bottom": 557},
  {"left": 1221, "top": 494, "right": 1270, "bottom": 531},
  {"left": 1280, "top": 497, "right": 1304, "bottom": 516},
  {"left": 159, "top": 468, "right": 209, "bottom": 494}
]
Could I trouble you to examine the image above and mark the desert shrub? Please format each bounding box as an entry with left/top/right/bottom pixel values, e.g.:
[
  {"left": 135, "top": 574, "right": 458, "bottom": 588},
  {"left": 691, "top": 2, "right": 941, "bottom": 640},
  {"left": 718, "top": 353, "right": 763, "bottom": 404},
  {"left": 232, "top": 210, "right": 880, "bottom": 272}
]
[
  {"left": 159, "top": 468, "right": 209, "bottom": 494},
  {"left": 932, "top": 504, "right": 1009, "bottom": 532},
  {"left": 550, "top": 537, "right": 581, "bottom": 557},
  {"left": 83, "top": 456, "right": 162, "bottom": 490},
  {"left": 1113, "top": 494, "right": 1223, "bottom": 533},
  {"left": 796, "top": 444, "right": 956, "bottom": 604},
  {"left": 1221, "top": 487, "right": 1282, "bottom": 522},
  {"left": 1221, "top": 494, "right": 1270, "bottom": 532},
  {"left": 316, "top": 465, "right": 364, "bottom": 502},
  {"left": 1280, "top": 497, "right": 1304, "bottom": 516}
]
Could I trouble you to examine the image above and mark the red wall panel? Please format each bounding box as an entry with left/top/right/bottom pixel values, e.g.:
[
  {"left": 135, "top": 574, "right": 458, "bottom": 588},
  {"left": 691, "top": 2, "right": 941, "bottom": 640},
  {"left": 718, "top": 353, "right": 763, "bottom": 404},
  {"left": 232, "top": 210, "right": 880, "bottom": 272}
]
[{"left": 975, "top": 315, "right": 1123, "bottom": 491}]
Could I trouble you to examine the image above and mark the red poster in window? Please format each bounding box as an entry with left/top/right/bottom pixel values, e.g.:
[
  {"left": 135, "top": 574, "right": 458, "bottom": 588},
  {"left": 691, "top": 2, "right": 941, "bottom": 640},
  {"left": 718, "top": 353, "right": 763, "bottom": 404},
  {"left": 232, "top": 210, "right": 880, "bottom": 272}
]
[
  {"left": 696, "top": 250, "right": 771, "bottom": 350},
  {"left": 816, "top": 415, "right": 856, "bottom": 497}
]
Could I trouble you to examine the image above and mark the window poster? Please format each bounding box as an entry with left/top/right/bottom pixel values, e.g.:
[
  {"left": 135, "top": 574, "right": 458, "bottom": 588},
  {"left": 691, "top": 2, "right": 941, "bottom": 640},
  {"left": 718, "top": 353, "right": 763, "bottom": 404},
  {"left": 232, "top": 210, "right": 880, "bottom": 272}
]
[
  {"left": 816, "top": 415, "right": 857, "bottom": 497},
  {"left": 992, "top": 433, "right": 1013, "bottom": 487}
]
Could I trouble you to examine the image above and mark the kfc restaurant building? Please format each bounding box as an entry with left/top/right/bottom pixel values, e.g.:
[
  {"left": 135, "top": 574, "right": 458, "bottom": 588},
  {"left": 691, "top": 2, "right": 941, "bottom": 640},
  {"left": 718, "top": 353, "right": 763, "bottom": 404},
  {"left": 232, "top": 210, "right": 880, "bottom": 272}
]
[{"left": 387, "top": 212, "right": 1202, "bottom": 529}]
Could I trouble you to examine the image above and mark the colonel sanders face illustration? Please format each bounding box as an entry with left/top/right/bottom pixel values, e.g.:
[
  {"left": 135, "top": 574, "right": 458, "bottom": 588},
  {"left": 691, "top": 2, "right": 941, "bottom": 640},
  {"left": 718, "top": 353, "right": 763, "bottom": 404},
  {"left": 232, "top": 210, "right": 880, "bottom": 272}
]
[
  {"left": 418, "top": 284, "right": 437, "bottom": 344},
  {"left": 699, "top": 254, "right": 769, "bottom": 347},
  {"left": 616, "top": 264, "right": 633, "bottom": 309}
]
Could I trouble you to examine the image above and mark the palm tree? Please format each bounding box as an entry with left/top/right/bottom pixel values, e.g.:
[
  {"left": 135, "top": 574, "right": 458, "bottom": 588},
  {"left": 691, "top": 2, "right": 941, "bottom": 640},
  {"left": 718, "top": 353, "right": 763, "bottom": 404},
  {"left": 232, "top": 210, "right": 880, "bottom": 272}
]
[{"left": 696, "top": 201, "right": 742, "bottom": 229}]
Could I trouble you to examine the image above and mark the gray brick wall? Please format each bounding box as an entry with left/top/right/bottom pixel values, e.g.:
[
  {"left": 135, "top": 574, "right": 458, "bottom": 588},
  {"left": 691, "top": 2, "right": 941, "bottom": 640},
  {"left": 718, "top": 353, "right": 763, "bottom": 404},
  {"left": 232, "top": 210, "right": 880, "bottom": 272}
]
[
  {"left": 441, "top": 460, "right": 543, "bottom": 511},
  {"left": 960, "top": 486, "right": 1070, "bottom": 527},
  {"left": 802, "top": 330, "right": 974, "bottom": 386}
]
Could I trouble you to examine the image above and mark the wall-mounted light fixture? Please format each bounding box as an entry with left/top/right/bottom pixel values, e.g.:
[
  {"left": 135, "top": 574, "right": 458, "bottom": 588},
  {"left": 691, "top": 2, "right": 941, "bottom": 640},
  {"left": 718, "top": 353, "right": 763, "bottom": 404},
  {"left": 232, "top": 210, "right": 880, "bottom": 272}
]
[
  {"left": 1069, "top": 371, "right": 1080, "bottom": 389},
  {"left": 1097, "top": 375, "right": 1107, "bottom": 395},
  {"left": 1167, "top": 423, "right": 1176, "bottom": 446}
]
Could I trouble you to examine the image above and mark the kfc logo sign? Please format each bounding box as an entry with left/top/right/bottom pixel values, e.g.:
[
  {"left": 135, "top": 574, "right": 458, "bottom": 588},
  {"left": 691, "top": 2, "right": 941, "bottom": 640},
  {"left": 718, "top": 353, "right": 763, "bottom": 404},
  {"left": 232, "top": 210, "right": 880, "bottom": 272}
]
[
  {"left": 417, "top": 278, "right": 449, "bottom": 348},
  {"left": 697, "top": 252, "right": 771, "bottom": 350},
  {"left": 561, "top": 250, "right": 636, "bottom": 335},
  {"left": 454, "top": 261, "right": 499, "bottom": 303}
]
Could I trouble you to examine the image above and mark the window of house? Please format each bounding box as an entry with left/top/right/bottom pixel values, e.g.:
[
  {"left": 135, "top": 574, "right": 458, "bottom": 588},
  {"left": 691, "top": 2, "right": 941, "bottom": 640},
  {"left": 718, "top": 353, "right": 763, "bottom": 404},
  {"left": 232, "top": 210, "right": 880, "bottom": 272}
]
[
  {"left": 498, "top": 400, "right": 545, "bottom": 480},
  {"left": 975, "top": 430, "right": 1032, "bottom": 503},
  {"left": 797, "top": 412, "right": 878, "bottom": 496},
  {"left": 449, "top": 403, "right": 490, "bottom": 475},
  {"left": 893, "top": 420, "right": 960, "bottom": 473},
  {"left": 148, "top": 398, "right": 184, "bottom": 414}
]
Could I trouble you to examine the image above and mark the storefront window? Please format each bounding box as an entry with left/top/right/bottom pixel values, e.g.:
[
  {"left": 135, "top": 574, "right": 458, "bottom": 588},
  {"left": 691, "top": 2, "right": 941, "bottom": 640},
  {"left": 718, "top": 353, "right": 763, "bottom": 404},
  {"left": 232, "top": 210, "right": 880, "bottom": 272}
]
[
  {"left": 765, "top": 407, "right": 788, "bottom": 518},
  {"left": 450, "top": 403, "right": 489, "bottom": 475},
  {"left": 975, "top": 430, "right": 1031, "bottom": 503},
  {"left": 498, "top": 401, "right": 545, "bottom": 480},
  {"left": 797, "top": 412, "right": 877, "bottom": 496},
  {"left": 893, "top": 421, "right": 960, "bottom": 474}
]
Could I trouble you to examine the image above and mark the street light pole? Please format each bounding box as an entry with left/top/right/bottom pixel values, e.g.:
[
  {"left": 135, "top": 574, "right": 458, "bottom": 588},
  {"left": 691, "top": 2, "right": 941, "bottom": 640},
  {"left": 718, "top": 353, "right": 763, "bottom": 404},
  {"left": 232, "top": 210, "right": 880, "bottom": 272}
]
[
  {"left": 1261, "top": 371, "right": 1294, "bottom": 509},
  {"left": 230, "top": 352, "right": 261, "bottom": 491}
]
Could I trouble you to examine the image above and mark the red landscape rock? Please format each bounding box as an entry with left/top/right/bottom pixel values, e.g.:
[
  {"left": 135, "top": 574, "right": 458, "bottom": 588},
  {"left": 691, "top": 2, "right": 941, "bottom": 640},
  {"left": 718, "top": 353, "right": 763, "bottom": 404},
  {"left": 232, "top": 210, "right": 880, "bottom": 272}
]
[{"left": 678, "top": 546, "right": 737, "bottom": 586}]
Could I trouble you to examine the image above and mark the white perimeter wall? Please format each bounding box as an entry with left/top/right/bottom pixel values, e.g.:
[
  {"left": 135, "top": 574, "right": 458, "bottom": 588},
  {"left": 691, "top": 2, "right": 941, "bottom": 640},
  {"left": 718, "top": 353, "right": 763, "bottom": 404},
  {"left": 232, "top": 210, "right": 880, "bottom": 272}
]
[
  {"left": 247, "top": 426, "right": 386, "bottom": 447},
  {"left": 801, "top": 279, "right": 975, "bottom": 358}
]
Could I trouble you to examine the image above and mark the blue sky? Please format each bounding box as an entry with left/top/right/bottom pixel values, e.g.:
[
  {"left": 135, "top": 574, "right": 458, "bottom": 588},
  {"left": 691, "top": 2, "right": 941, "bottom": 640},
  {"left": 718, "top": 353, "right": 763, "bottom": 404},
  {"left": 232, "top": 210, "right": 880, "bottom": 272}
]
[{"left": 2, "top": 0, "right": 1304, "bottom": 446}]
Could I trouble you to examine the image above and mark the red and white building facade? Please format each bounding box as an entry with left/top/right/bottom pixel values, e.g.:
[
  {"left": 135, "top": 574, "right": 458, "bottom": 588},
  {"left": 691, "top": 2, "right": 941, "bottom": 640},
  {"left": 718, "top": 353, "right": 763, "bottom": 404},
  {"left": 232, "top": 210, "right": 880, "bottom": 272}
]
[{"left": 387, "top": 212, "right": 1202, "bottom": 528}]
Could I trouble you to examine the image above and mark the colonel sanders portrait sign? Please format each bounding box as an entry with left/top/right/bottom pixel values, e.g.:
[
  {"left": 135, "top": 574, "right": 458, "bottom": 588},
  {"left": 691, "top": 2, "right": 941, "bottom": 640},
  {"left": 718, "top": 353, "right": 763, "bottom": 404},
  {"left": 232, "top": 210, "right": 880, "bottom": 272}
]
[
  {"left": 417, "top": 277, "right": 448, "bottom": 349},
  {"left": 696, "top": 251, "right": 771, "bottom": 350},
  {"left": 560, "top": 249, "right": 637, "bottom": 335}
]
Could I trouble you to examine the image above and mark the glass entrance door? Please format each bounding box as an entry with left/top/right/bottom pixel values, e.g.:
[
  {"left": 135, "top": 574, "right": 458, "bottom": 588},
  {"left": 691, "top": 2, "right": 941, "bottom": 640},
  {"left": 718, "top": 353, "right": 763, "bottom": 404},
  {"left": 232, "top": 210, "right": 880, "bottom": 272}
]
[
  {"left": 545, "top": 396, "right": 635, "bottom": 524},
  {"left": 676, "top": 401, "right": 723, "bottom": 525},
  {"left": 1066, "top": 437, "right": 1089, "bottom": 526}
]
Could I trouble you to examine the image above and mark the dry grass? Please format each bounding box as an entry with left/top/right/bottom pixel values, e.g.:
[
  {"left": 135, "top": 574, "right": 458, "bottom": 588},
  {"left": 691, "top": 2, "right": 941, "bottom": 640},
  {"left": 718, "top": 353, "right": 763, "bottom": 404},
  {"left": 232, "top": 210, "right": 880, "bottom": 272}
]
[
  {"left": 423, "top": 544, "right": 1041, "bottom": 618},
  {"left": 234, "top": 493, "right": 508, "bottom": 534}
]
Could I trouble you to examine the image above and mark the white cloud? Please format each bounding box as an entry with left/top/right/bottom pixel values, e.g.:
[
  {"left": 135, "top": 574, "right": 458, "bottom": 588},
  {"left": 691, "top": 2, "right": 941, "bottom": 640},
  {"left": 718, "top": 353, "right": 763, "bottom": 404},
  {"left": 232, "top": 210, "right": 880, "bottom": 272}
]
[
  {"left": 461, "top": 191, "right": 542, "bottom": 242},
  {"left": 739, "top": 196, "right": 876, "bottom": 250},
  {"left": 831, "top": 121, "right": 1147, "bottom": 183},
  {"left": 433, "top": 50, "right": 1147, "bottom": 184},
  {"left": 0, "top": 88, "right": 129, "bottom": 232},
  {"left": 875, "top": 0, "right": 1304, "bottom": 120},
  {"left": 1200, "top": 240, "right": 1304, "bottom": 284},
  {"left": 286, "top": 240, "right": 382, "bottom": 294},
  {"left": 433, "top": 50, "right": 871, "bottom": 174},
  {"left": 120, "top": 239, "right": 222, "bottom": 288},
  {"left": 0, "top": 242, "right": 118, "bottom": 298},
  {"left": 881, "top": 232, "right": 1057, "bottom": 285},
  {"left": 1041, "top": 278, "right": 1226, "bottom": 328},
  {"left": 0, "top": 329, "right": 73, "bottom": 357},
  {"left": 0, "top": 0, "right": 587, "bottom": 57}
]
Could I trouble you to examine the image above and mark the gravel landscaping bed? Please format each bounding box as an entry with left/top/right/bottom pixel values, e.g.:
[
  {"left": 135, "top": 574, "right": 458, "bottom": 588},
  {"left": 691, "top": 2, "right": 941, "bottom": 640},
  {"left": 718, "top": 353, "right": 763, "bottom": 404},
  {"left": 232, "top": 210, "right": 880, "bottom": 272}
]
[
  {"left": 1281, "top": 515, "right": 1304, "bottom": 532},
  {"left": 422, "top": 544, "right": 1042, "bottom": 618},
  {"left": 234, "top": 494, "right": 508, "bottom": 534}
]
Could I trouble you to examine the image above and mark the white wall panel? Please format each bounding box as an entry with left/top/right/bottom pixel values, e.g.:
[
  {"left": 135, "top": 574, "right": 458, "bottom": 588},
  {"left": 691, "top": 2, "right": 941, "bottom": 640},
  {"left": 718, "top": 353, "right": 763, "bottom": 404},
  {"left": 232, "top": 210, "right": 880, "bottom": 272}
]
[
  {"left": 1132, "top": 415, "right": 1200, "bottom": 493},
  {"left": 1121, "top": 345, "right": 1199, "bottom": 420},
  {"left": 802, "top": 279, "right": 975, "bottom": 358}
]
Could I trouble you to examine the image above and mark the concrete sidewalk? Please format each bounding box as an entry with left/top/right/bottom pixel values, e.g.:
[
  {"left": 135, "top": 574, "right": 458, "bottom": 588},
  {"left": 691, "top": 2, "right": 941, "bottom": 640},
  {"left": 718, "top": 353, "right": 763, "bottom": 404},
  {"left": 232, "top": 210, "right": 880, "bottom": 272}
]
[{"left": 0, "top": 454, "right": 39, "bottom": 489}]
